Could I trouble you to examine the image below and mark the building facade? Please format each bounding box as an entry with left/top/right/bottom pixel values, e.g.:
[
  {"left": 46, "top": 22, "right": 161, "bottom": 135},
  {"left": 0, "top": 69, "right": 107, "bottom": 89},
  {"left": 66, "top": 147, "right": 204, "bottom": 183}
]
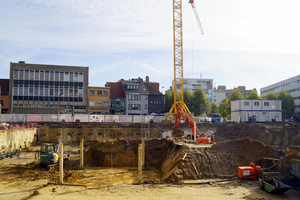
[
  {"left": 173, "top": 78, "right": 213, "bottom": 102},
  {"left": 0, "top": 79, "right": 9, "bottom": 114},
  {"left": 122, "top": 78, "right": 149, "bottom": 115},
  {"left": 9, "top": 62, "right": 89, "bottom": 114},
  {"left": 231, "top": 99, "right": 282, "bottom": 122},
  {"left": 106, "top": 82, "right": 126, "bottom": 115},
  {"left": 260, "top": 75, "right": 300, "bottom": 118},
  {"left": 88, "top": 86, "right": 110, "bottom": 114},
  {"left": 145, "top": 83, "right": 165, "bottom": 114}
]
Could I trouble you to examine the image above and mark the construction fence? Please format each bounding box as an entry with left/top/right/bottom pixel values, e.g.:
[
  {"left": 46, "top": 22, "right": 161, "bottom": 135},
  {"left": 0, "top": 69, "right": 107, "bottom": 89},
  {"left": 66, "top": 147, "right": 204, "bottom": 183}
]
[{"left": 0, "top": 114, "right": 166, "bottom": 124}]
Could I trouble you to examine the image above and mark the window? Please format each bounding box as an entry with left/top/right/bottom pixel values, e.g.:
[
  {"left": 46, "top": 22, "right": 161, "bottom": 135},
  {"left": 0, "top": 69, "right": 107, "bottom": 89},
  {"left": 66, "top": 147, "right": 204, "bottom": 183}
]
[
  {"left": 78, "top": 73, "right": 83, "bottom": 82},
  {"left": 19, "top": 70, "right": 24, "bottom": 80},
  {"left": 89, "top": 101, "right": 95, "bottom": 107},
  {"left": 90, "top": 90, "right": 95, "bottom": 96},
  {"left": 121, "top": 101, "right": 125, "bottom": 108},
  {"left": 40, "top": 71, "right": 44, "bottom": 80},
  {"left": 145, "top": 95, "right": 147, "bottom": 100},
  {"left": 13, "top": 87, "right": 18, "bottom": 95},
  {"left": 50, "top": 71, "right": 54, "bottom": 81},
  {"left": 13, "top": 69, "right": 18, "bottom": 79},
  {"left": 128, "top": 94, "right": 141, "bottom": 100},
  {"left": 29, "top": 70, "right": 34, "bottom": 80},
  {"left": 128, "top": 104, "right": 141, "bottom": 110},
  {"left": 264, "top": 102, "right": 269, "bottom": 106},
  {"left": 254, "top": 102, "right": 259, "bottom": 106},
  {"left": 97, "top": 101, "right": 102, "bottom": 107},
  {"left": 34, "top": 70, "right": 39, "bottom": 80},
  {"left": 79, "top": 88, "right": 83, "bottom": 97},
  {"left": 145, "top": 104, "right": 147, "bottom": 110},
  {"left": 244, "top": 101, "right": 249, "bottom": 106},
  {"left": 104, "top": 91, "right": 108, "bottom": 96},
  {"left": 104, "top": 101, "right": 108, "bottom": 107},
  {"left": 74, "top": 74, "right": 78, "bottom": 81},
  {"left": 97, "top": 90, "right": 102, "bottom": 96},
  {"left": 116, "top": 101, "right": 120, "bottom": 107},
  {"left": 64, "top": 72, "right": 69, "bottom": 81}
]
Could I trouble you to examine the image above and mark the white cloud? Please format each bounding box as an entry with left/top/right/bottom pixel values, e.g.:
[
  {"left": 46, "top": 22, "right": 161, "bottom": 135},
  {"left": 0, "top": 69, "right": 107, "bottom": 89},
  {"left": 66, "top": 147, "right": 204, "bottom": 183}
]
[{"left": 1, "top": 0, "right": 300, "bottom": 93}]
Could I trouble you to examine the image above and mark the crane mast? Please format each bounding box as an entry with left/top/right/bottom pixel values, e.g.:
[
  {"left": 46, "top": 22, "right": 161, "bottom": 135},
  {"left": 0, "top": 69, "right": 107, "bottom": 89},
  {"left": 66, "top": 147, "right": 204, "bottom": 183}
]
[{"left": 167, "top": 0, "right": 194, "bottom": 121}]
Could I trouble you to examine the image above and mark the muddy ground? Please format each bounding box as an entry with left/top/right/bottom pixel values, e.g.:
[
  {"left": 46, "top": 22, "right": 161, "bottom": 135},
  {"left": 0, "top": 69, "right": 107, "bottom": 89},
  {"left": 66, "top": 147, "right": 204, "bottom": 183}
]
[{"left": 0, "top": 122, "right": 300, "bottom": 199}]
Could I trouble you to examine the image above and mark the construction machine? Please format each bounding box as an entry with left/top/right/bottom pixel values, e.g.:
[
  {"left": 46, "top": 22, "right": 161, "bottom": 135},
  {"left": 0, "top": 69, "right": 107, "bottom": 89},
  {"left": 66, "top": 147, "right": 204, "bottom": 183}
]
[
  {"left": 173, "top": 108, "right": 211, "bottom": 143},
  {"left": 35, "top": 140, "right": 64, "bottom": 169}
]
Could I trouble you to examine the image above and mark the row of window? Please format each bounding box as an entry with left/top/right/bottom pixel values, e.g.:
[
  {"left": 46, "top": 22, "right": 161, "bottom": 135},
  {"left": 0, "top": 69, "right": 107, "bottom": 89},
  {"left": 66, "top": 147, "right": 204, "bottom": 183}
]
[
  {"left": 13, "top": 69, "right": 84, "bottom": 82},
  {"left": 13, "top": 96, "right": 83, "bottom": 102},
  {"left": 244, "top": 102, "right": 270, "bottom": 106},
  {"left": 128, "top": 104, "right": 147, "bottom": 110},
  {"left": 13, "top": 86, "right": 83, "bottom": 97},
  {"left": 89, "top": 90, "right": 109, "bottom": 96},
  {"left": 126, "top": 85, "right": 139, "bottom": 90},
  {"left": 89, "top": 101, "right": 109, "bottom": 107},
  {"left": 13, "top": 80, "right": 83, "bottom": 87},
  {"left": 261, "top": 80, "right": 300, "bottom": 94},
  {"left": 110, "top": 101, "right": 125, "bottom": 108},
  {"left": 294, "top": 96, "right": 300, "bottom": 100}
]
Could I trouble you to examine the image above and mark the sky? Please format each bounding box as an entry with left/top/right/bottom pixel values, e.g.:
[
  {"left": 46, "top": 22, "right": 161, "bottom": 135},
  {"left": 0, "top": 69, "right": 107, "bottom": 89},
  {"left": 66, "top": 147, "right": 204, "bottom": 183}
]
[{"left": 1, "top": 0, "right": 300, "bottom": 95}]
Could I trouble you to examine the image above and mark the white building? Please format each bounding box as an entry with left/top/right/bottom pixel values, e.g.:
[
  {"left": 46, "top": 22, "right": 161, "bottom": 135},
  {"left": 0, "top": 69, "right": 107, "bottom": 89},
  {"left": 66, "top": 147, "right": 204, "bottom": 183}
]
[
  {"left": 172, "top": 78, "right": 213, "bottom": 102},
  {"left": 260, "top": 75, "right": 300, "bottom": 118},
  {"left": 231, "top": 99, "right": 282, "bottom": 122}
]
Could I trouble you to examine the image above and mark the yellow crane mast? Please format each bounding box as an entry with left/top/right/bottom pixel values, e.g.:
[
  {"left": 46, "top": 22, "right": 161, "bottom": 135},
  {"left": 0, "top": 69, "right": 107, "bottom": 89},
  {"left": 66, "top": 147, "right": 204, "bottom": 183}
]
[{"left": 167, "top": 0, "right": 204, "bottom": 121}]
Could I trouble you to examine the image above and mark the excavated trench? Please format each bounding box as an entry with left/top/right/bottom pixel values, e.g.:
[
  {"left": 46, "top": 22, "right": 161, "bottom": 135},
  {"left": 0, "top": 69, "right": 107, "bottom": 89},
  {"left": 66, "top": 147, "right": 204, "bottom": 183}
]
[{"left": 84, "top": 137, "right": 280, "bottom": 182}]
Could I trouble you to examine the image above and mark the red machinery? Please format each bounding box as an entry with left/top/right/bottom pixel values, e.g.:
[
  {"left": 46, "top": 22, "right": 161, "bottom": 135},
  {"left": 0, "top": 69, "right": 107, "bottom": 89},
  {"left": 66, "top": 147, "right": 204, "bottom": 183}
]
[
  {"left": 174, "top": 108, "right": 211, "bottom": 143},
  {"left": 238, "top": 162, "right": 262, "bottom": 179}
]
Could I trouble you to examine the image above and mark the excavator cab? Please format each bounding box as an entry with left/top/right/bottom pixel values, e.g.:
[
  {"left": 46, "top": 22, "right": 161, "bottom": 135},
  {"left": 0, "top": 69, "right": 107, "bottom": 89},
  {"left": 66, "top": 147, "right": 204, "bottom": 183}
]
[{"left": 40, "top": 140, "right": 63, "bottom": 165}]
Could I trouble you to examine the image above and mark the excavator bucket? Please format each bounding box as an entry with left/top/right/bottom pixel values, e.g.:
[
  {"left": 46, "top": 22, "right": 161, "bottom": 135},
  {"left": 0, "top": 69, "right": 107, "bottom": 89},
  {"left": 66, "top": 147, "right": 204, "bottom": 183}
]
[{"left": 173, "top": 129, "right": 185, "bottom": 137}]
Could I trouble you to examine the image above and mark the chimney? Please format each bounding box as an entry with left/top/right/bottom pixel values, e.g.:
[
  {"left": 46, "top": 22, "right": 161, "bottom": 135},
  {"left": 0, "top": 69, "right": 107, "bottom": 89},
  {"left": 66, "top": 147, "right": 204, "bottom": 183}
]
[{"left": 146, "top": 76, "right": 149, "bottom": 83}]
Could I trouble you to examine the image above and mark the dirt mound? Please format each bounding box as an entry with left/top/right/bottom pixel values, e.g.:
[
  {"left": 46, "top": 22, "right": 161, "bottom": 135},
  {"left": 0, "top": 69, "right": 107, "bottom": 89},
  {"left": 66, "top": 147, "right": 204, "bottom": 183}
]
[
  {"left": 214, "top": 123, "right": 300, "bottom": 151},
  {"left": 160, "top": 137, "right": 279, "bottom": 181}
]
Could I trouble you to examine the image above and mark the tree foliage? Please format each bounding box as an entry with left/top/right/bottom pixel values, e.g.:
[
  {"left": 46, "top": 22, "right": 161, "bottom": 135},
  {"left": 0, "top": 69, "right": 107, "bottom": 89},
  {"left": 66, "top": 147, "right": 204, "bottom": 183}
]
[
  {"left": 183, "top": 89, "right": 193, "bottom": 112},
  {"left": 229, "top": 88, "right": 244, "bottom": 101},
  {"left": 218, "top": 98, "right": 230, "bottom": 118},
  {"left": 277, "top": 90, "right": 295, "bottom": 119},
  {"left": 265, "top": 92, "right": 277, "bottom": 100},
  {"left": 164, "top": 90, "right": 174, "bottom": 112},
  {"left": 246, "top": 90, "right": 263, "bottom": 99},
  {"left": 164, "top": 88, "right": 209, "bottom": 116},
  {"left": 193, "top": 88, "right": 209, "bottom": 116},
  {"left": 210, "top": 102, "right": 219, "bottom": 114}
]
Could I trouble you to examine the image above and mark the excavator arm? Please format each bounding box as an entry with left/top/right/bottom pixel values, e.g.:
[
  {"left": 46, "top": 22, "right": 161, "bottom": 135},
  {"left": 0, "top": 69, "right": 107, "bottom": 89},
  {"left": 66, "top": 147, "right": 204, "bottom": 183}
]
[{"left": 174, "top": 108, "right": 199, "bottom": 136}]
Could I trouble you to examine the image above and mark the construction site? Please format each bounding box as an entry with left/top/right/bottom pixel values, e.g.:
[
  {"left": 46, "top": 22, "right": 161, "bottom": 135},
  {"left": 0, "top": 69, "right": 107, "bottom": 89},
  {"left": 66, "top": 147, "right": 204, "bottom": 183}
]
[
  {"left": 1, "top": 0, "right": 300, "bottom": 199},
  {"left": 0, "top": 121, "right": 300, "bottom": 199}
]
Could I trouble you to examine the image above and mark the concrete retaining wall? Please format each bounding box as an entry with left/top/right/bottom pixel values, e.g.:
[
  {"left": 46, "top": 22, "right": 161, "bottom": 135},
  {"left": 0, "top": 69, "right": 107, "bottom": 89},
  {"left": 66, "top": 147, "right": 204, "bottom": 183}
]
[{"left": 0, "top": 128, "right": 37, "bottom": 153}]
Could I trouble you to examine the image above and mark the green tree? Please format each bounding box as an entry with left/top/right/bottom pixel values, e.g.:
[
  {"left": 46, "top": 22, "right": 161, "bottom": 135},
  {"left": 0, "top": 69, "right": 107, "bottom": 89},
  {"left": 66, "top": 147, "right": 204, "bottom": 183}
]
[
  {"left": 246, "top": 89, "right": 263, "bottom": 99},
  {"left": 265, "top": 92, "right": 277, "bottom": 100},
  {"left": 227, "top": 88, "right": 244, "bottom": 117},
  {"left": 229, "top": 88, "right": 244, "bottom": 101},
  {"left": 277, "top": 90, "right": 295, "bottom": 119},
  {"left": 164, "top": 90, "right": 174, "bottom": 112},
  {"left": 183, "top": 89, "right": 194, "bottom": 112},
  {"left": 218, "top": 98, "right": 230, "bottom": 117},
  {"left": 193, "top": 88, "right": 209, "bottom": 116},
  {"left": 210, "top": 102, "right": 219, "bottom": 114}
]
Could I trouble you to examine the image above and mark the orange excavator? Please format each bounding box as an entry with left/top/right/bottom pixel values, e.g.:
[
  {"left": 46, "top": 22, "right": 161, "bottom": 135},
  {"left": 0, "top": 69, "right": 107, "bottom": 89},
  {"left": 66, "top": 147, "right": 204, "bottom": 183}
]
[{"left": 173, "top": 108, "right": 211, "bottom": 143}]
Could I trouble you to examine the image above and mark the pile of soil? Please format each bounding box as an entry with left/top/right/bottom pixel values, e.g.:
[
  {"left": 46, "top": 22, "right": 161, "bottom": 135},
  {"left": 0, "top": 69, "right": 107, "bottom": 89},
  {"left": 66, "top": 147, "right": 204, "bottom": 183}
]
[
  {"left": 214, "top": 123, "right": 300, "bottom": 151},
  {"left": 160, "top": 137, "right": 279, "bottom": 181}
]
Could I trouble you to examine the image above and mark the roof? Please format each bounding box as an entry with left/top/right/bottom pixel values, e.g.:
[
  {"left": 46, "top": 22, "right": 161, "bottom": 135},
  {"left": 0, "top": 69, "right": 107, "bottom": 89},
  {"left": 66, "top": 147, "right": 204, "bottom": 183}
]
[
  {"left": 106, "top": 82, "right": 126, "bottom": 97},
  {"left": 0, "top": 79, "right": 9, "bottom": 95},
  {"left": 121, "top": 80, "right": 149, "bottom": 94},
  {"left": 146, "top": 82, "right": 159, "bottom": 91},
  {"left": 145, "top": 83, "right": 162, "bottom": 95}
]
